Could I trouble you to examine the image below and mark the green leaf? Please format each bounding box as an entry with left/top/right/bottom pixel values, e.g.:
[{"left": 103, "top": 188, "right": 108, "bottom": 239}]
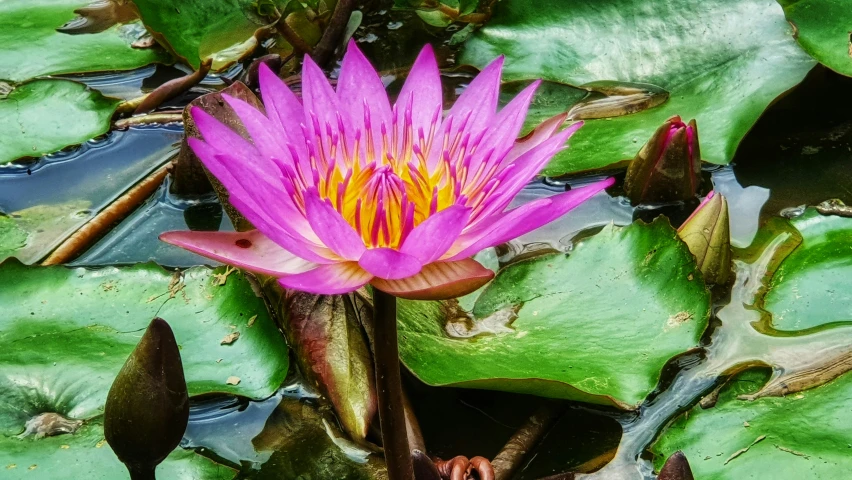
[
  {"left": 764, "top": 209, "right": 852, "bottom": 331},
  {"left": 398, "top": 218, "right": 710, "bottom": 408},
  {"left": 0, "top": 419, "right": 233, "bottom": 480},
  {"left": 0, "top": 0, "right": 170, "bottom": 83},
  {"left": 780, "top": 0, "right": 852, "bottom": 77},
  {"left": 460, "top": 0, "right": 816, "bottom": 176},
  {"left": 133, "top": 0, "right": 271, "bottom": 70},
  {"left": 651, "top": 369, "right": 852, "bottom": 479},
  {"left": 0, "top": 80, "right": 118, "bottom": 164},
  {"left": 0, "top": 261, "right": 288, "bottom": 435}
]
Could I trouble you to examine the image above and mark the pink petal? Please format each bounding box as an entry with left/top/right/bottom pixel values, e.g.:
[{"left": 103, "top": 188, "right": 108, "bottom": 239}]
[
  {"left": 506, "top": 114, "right": 575, "bottom": 164},
  {"left": 279, "top": 262, "right": 373, "bottom": 295},
  {"left": 481, "top": 80, "right": 541, "bottom": 159},
  {"left": 258, "top": 62, "right": 303, "bottom": 128},
  {"left": 191, "top": 106, "right": 261, "bottom": 160},
  {"left": 468, "top": 127, "right": 576, "bottom": 227},
  {"left": 447, "top": 178, "right": 614, "bottom": 261},
  {"left": 370, "top": 259, "right": 495, "bottom": 300},
  {"left": 301, "top": 55, "right": 351, "bottom": 156},
  {"left": 221, "top": 93, "right": 289, "bottom": 161},
  {"left": 337, "top": 41, "right": 392, "bottom": 151},
  {"left": 445, "top": 55, "right": 503, "bottom": 132},
  {"left": 358, "top": 248, "right": 422, "bottom": 280},
  {"left": 159, "top": 230, "right": 316, "bottom": 276},
  {"left": 400, "top": 205, "right": 470, "bottom": 264},
  {"left": 258, "top": 63, "right": 309, "bottom": 161},
  {"left": 395, "top": 44, "right": 442, "bottom": 151},
  {"left": 188, "top": 137, "right": 323, "bottom": 250},
  {"left": 304, "top": 190, "right": 366, "bottom": 260}
]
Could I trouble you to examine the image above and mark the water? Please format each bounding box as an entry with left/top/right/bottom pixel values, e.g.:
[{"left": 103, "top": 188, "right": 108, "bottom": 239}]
[{"left": 6, "top": 34, "right": 852, "bottom": 480}]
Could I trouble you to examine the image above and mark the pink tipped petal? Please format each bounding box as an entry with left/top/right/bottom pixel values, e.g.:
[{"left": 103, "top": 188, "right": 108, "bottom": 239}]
[
  {"left": 448, "top": 178, "right": 615, "bottom": 261},
  {"left": 396, "top": 44, "right": 442, "bottom": 144},
  {"left": 445, "top": 55, "right": 503, "bottom": 134},
  {"left": 370, "top": 259, "right": 494, "bottom": 300},
  {"left": 257, "top": 63, "right": 309, "bottom": 159},
  {"left": 469, "top": 128, "right": 576, "bottom": 226},
  {"left": 401, "top": 205, "right": 470, "bottom": 264},
  {"left": 159, "top": 230, "right": 316, "bottom": 276},
  {"left": 221, "top": 93, "right": 289, "bottom": 161},
  {"left": 301, "top": 55, "right": 349, "bottom": 146},
  {"left": 188, "top": 137, "right": 322, "bottom": 248},
  {"left": 507, "top": 114, "right": 574, "bottom": 164},
  {"left": 338, "top": 41, "right": 392, "bottom": 144},
  {"left": 191, "top": 107, "right": 261, "bottom": 159},
  {"left": 482, "top": 80, "right": 541, "bottom": 157},
  {"left": 279, "top": 262, "right": 373, "bottom": 295},
  {"left": 358, "top": 248, "right": 423, "bottom": 280},
  {"left": 258, "top": 62, "right": 303, "bottom": 128},
  {"left": 304, "top": 191, "right": 366, "bottom": 260}
]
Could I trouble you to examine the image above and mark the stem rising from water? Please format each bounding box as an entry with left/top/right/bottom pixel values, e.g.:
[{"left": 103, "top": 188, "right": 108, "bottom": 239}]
[{"left": 373, "top": 289, "right": 414, "bottom": 480}]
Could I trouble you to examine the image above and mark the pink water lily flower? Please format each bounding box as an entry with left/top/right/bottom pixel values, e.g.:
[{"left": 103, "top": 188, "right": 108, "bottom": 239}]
[{"left": 160, "top": 42, "right": 613, "bottom": 300}]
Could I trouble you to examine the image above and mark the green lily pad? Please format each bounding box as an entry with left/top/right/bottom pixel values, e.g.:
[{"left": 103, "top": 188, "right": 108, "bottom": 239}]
[
  {"left": 780, "top": 0, "right": 852, "bottom": 77},
  {"left": 651, "top": 369, "right": 852, "bottom": 479},
  {"left": 0, "top": 419, "right": 233, "bottom": 480},
  {"left": 0, "top": 80, "right": 118, "bottom": 164},
  {"left": 0, "top": 0, "right": 169, "bottom": 83},
  {"left": 763, "top": 209, "right": 852, "bottom": 331},
  {"left": 0, "top": 261, "right": 288, "bottom": 427},
  {"left": 133, "top": 0, "right": 273, "bottom": 70},
  {"left": 397, "top": 218, "right": 710, "bottom": 408},
  {"left": 460, "top": 0, "right": 816, "bottom": 176}
]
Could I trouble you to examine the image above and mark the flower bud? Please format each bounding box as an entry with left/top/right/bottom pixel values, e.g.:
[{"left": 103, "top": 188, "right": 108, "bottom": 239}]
[
  {"left": 658, "top": 450, "right": 695, "bottom": 480},
  {"left": 104, "top": 318, "right": 189, "bottom": 479},
  {"left": 677, "top": 191, "right": 731, "bottom": 285},
  {"left": 625, "top": 116, "right": 701, "bottom": 205}
]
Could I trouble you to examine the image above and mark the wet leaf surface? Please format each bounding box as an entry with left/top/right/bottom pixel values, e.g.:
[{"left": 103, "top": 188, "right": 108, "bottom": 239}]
[
  {"left": 0, "top": 0, "right": 170, "bottom": 83},
  {"left": 132, "top": 0, "right": 272, "bottom": 70},
  {"left": 0, "top": 418, "right": 234, "bottom": 480},
  {"left": 0, "top": 80, "right": 118, "bottom": 164},
  {"left": 460, "top": 0, "right": 816, "bottom": 175},
  {"left": 0, "top": 261, "right": 288, "bottom": 428},
  {"left": 780, "top": 0, "right": 852, "bottom": 76},
  {"left": 651, "top": 369, "right": 852, "bottom": 479},
  {"left": 763, "top": 209, "right": 852, "bottom": 330},
  {"left": 398, "top": 218, "right": 710, "bottom": 408}
]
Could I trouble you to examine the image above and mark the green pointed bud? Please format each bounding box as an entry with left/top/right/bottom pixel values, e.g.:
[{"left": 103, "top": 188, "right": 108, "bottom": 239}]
[
  {"left": 104, "top": 318, "right": 189, "bottom": 480},
  {"left": 658, "top": 450, "right": 695, "bottom": 480},
  {"left": 625, "top": 116, "right": 701, "bottom": 205},
  {"left": 677, "top": 191, "right": 731, "bottom": 285}
]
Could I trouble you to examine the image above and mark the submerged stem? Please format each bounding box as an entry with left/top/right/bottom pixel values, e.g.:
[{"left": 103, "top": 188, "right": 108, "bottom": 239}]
[{"left": 372, "top": 289, "right": 414, "bottom": 480}]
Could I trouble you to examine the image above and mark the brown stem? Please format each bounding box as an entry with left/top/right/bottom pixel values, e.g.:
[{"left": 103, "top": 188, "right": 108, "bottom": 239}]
[
  {"left": 401, "top": 383, "right": 426, "bottom": 454},
  {"left": 41, "top": 164, "right": 170, "bottom": 265},
  {"left": 373, "top": 289, "right": 414, "bottom": 480},
  {"left": 132, "top": 59, "right": 212, "bottom": 115},
  {"left": 491, "top": 402, "right": 565, "bottom": 480},
  {"left": 274, "top": 14, "right": 314, "bottom": 55},
  {"left": 310, "top": 0, "right": 355, "bottom": 66},
  {"left": 114, "top": 112, "right": 183, "bottom": 129}
]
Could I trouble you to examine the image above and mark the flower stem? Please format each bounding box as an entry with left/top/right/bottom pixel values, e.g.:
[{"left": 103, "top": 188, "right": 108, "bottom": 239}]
[
  {"left": 127, "top": 464, "right": 156, "bottom": 480},
  {"left": 372, "top": 289, "right": 414, "bottom": 480}
]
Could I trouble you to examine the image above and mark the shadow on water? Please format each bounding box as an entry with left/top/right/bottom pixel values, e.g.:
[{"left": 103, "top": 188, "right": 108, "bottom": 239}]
[{"left": 733, "top": 66, "right": 852, "bottom": 217}]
